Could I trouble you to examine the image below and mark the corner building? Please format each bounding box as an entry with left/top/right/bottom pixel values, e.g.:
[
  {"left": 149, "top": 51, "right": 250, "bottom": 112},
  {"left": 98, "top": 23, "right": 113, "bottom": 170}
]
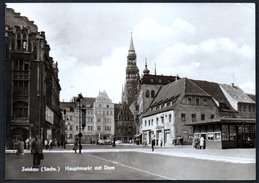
[{"left": 5, "top": 7, "right": 63, "bottom": 148}]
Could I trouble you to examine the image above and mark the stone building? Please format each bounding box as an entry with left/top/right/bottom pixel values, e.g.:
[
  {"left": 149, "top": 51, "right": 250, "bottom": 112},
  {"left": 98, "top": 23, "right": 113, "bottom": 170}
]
[
  {"left": 61, "top": 91, "right": 114, "bottom": 144},
  {"left": 121, "top": 34, "right": 140, "bottom": 106},
  {"left": 5, "top": 7, "right": 63, "bottom": 148},
  {"left": 134, "top": 60, "right": 179, "bottom": 139},
  {"left": 114, "top": 102, "right": 136, "bottom": 143},
  {"left": 142, "top": 78, "right": 255, "bottom": 149},
  {"left": 94, "top": 91, "right": 115, "bottom": 142}
]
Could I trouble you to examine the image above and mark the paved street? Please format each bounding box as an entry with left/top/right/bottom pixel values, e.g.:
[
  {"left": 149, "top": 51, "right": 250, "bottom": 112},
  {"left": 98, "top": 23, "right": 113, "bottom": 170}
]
[{"left": 5, "top": 145, "right": 256, "bottom": 180}]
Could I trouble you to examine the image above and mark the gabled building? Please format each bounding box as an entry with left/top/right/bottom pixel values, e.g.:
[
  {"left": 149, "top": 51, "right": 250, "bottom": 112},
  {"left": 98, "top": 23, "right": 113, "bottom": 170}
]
[
  {"left": 61, "top": 91, "right": 115, "bottom": 144},
  {"left": 114, "top": 102, "right": 136, "bottom": 143},
  {"left": 5, "top": 7, "right": 63, "bottom": 148},
  {"left": 94, "top": 91, "right": 115, "bottom": 142},
  {"left": 142, "top": 78, "right": 255, "bottom": 149},
  {"left": 60, "top": 102, "right": 75, "bottom": 144},
  {"left": 134, "top": 60, "right": 179, "bottom": 141}
]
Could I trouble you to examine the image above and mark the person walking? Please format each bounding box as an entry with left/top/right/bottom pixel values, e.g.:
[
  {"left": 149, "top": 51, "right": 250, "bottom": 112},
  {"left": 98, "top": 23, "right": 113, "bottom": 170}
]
[
  {"left": 73, "top": 141, "right": 78, "bottom": 153},
  {"left": 31, "top": 135, "right": 43, "bottom": 168},
  {"left": 16, "top": 138, "right": 24, "bottom": 158},
  {"left": 44, "top": 139, "right": 49, "bottom": 150},
  {"left": 200, "top": 136, "right": 205, "bottom": 149},
  {"left": 151, "top": 137, "right": 155, "bottom": 151}
]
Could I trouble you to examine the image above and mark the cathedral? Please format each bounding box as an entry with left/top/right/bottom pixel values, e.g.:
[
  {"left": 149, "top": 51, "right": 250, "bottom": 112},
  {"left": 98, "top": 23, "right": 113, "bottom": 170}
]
[{"left": 121, "top": 33, "right": 140, "bottom": 107}]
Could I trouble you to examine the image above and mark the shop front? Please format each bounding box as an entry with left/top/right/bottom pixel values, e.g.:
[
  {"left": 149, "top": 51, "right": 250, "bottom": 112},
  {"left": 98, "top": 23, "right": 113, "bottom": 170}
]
[{"left": 190, "top": 118, "right": 255, "bottom": 149}]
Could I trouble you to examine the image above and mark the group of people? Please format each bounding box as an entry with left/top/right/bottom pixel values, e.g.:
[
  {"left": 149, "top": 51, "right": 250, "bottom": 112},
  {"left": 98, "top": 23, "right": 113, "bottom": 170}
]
[
  {"left": 14, "top": 135, "right": 44, "bottom": 168},
  {"left": 193, "top": 136, "right": 205, "bottom": 149}
]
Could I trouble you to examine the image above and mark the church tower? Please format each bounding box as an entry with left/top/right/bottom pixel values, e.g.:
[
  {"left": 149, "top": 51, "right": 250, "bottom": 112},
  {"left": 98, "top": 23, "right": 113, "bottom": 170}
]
[{"left": 122, "top": 33, "right": 140, "bottom": 106}]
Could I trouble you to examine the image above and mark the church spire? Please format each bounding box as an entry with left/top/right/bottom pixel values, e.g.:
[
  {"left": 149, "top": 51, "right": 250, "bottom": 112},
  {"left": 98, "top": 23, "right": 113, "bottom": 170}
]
[
  {"left": 129, "top": 31, "right": 135, "bottom": 51},
  {"left": 154, "top": 62, "right": 157, "bottom": 75},
  {"left": 143, "top": 57, "right": 150, "bottom": 75}
]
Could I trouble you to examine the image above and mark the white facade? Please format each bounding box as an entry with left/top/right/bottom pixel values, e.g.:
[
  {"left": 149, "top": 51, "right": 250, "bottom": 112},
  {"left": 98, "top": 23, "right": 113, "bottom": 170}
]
[
  {"left": 142, "top": 110, "right": 176, "bottom": 146},
  {"left": 94, "top": 91, "right": 115, "bottom": 140}
]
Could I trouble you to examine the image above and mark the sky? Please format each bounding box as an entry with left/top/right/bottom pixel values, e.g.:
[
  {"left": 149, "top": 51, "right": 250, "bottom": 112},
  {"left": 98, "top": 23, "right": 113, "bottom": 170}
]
[{"left": 6, "top": 3, "right": 255, "bottom": 103}]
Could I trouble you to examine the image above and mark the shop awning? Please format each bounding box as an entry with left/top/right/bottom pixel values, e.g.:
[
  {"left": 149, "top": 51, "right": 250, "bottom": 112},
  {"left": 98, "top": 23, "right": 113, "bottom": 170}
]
[{"left": 185, "top": 118, "right": 256, "bottom": 126}]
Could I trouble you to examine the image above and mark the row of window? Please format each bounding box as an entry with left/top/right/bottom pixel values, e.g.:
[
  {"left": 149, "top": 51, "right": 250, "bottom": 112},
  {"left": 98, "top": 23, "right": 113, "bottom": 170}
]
[
  {"left": 144, "top": 114, "right": 172, "bottom": 127},
  {"left": 66, "top": 125, "right": 112, "bottom": 131},
  {"left": 187, "top": 97, "right": 208, "bottom": 106},
  {"left": 145, "top": 90, "right": 155, "bottom": 98},
  {"left": 95, "top": 110, "right": 113, "bottom": 115},
  {"left": 182, "top": 113, "right": 215, "bottom": 122},
  {"left": 239, "top": 104, "right": 256, "bottom": 113}
]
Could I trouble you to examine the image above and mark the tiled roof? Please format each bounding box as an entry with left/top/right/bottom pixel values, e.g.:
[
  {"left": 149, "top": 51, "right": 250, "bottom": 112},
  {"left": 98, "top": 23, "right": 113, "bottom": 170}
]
[
  {"left": 191, "top": 80, "right": 236, "bottom": 111},
  {"left": 141, "top": 74, "right": 178, "bottom": 85},
  {"left": 143, "top": 78, "right": 240, "bottom": 117},
  {"left": 144, "top": 78, "right": 211, "bottom": 117},
  {"left": 220, "top": 84, "right": 255, "bottom": 103},
  {"left": 247, "top": 94, "right": 256, "bottom": 102}
]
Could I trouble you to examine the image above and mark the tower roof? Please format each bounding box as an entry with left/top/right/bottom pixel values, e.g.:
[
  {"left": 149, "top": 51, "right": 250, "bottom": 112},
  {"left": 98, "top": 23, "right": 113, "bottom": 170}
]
[
  {"left": 143, "top": 58, "right": 150, "bottom": 75},
  {"left": 129, "top": 32, "right": 135, "bottom": 51}
]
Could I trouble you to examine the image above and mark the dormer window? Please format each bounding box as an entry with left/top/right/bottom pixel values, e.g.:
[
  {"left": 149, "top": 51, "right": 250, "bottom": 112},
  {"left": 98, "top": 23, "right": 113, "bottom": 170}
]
[{"left": 188, "top": 97, "right": 192, "bottom": 105}]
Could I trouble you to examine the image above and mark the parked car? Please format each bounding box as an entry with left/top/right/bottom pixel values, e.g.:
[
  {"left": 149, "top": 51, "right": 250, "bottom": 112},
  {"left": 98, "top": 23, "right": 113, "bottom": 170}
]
[
  {"left": 115, "top": 140, "right": 122, "bottom": 144},
  {"left": 104, "top": 139, "right": 112, "bottom": 145},
  {"left": 98, "top": 139, "right": 105, "bottom": 145}
]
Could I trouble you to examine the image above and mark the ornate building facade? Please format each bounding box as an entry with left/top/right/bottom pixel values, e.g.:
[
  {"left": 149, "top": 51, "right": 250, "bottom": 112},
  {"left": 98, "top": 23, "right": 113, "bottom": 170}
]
[
  {"left": 114, "top": 102, "right": 136, "bottom": 143},
  {"left": 5, "top": 7, "right": 63, "bottom": 148}
]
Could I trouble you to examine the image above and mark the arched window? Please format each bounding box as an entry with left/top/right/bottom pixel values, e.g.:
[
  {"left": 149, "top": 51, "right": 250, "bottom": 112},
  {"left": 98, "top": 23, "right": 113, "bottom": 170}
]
[
  {"left": 17, "top": 32, "right": 21, "bottom": 50},
  {"left": 34, "top": 45, "right": 37, "bottom": 59},
  {"left": 22, "top": 33, "right": 27, "bottom": 50}
]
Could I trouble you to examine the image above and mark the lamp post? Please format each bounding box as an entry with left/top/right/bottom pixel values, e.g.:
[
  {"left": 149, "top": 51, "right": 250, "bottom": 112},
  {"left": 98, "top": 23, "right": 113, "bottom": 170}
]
[
  {"left": 77, "top": 93, "right": 84, "bottom": 154},
  {"left": 161, "top": 114, "right": 165, "bottom": 147}
]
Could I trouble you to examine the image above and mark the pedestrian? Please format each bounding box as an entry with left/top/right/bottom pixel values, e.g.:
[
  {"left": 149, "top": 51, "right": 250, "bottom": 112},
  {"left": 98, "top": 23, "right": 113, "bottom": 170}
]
[
  {"left": 73, "top": 141, "right": 78, "bottom": 153},
  {"left": 173, "top": 138, "right": 176, "bottom": 146},
  {"left": 44, "top": 139, "right": 48, "bottom": 150},
  {"left": 192, "top": 136, "right": 196, "bottom": 148},
  {"left": 49, "top": 139, "right": 53, "bottom": 150},
  {"left": 160, "top": 139, "right": 163, "bottom": 147},
  {"left": 151, "top": 137, "right": 155, "bottom": 151},
  {"left": 31, "top": 135, "right": 43, "bottom": 168},
  {"left": 25, "top": 138, "right": 30, "bottom": 150},
  {"left": 63, "top": 140, "right": 66, "bottom": 149},
  {"left": 16, "top": 138, "right": 24, "bottom": 158},
  {"left": 200, "top": 136, "right": 204, "bottom": 149}
]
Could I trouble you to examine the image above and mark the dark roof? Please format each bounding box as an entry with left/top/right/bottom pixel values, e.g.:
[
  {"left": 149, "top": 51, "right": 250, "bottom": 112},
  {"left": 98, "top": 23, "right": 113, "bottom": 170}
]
[
  {"left": 144, "top": 78, "right": 211, "bottom": 117},
  {"left": 247, "top": 94, "right": 256, "bottom": 102},
  {"left": 141, "top": 74, "right": 179, "bottom": 85},
  {"left": 191, "top": 80, "right": 236, "bottom": 112},
  {"left": 143, "top": 78, "right": 239, "bottom": 117},
  {"left": 114, "top": 102, "right": 134, "bottom": 120}
]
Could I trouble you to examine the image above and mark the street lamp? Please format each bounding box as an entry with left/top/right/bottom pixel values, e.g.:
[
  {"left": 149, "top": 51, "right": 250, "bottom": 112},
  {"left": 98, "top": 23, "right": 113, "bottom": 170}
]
[
  {"left": 161, "top": 114, "right": 165, "bottom": 147},
  {"left": 77, "top": 93, "right": 84, "bottom": 154}
]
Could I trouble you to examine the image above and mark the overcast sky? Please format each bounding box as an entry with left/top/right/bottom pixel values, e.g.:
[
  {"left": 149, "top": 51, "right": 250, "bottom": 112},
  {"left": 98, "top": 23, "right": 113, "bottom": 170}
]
[{"left": 6, "top": 3, "right": 255, "bottom": 103}]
